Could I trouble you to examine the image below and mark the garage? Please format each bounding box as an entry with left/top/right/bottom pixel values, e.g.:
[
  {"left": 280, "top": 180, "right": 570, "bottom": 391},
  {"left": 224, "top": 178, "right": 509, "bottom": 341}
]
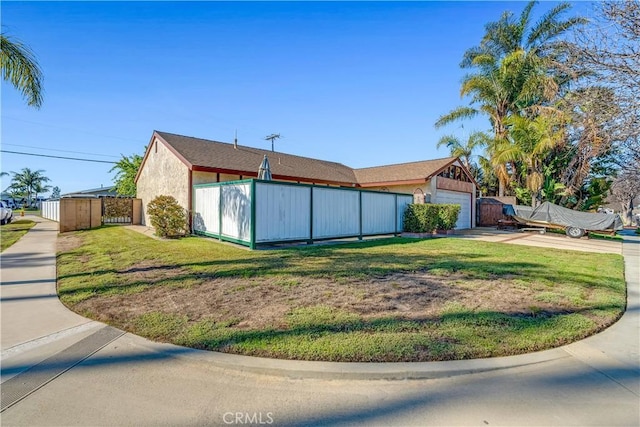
[{"left": 435, "top": 190, "right": 472, "bottom": 229}]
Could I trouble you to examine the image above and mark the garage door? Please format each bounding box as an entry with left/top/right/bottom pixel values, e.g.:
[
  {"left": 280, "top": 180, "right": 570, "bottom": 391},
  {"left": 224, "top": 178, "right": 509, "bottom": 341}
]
[{"left": 435, "top": 190, "right": 471, "bottom": 229}]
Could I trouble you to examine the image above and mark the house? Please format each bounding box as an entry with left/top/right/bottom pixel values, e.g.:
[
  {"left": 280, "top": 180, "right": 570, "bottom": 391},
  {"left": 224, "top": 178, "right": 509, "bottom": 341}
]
[
  {"left": 135, "top": 131, "right": 477, "bottom": 229},
  {"left": 61, "top": 185, "right": 118, "bottom": 198}
]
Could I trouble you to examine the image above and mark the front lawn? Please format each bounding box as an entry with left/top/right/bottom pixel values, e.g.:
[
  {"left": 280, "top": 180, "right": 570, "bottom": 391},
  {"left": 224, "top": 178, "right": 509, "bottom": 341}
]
[
  {"left": 1, "top": 220, "right": 36, "bottom": 252},
  {"left": 57, "top": 226, "right": 626, "bottom": 362}
]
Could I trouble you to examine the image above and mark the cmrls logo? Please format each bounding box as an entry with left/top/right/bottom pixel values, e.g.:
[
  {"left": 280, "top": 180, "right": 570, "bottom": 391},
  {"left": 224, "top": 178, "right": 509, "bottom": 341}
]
[{"left": 223, "top": 412, "right": 274, "bottom": 425}]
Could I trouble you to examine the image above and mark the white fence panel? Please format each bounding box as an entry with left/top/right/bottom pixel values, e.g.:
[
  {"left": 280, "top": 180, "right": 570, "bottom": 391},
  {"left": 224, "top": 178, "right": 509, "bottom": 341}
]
[
  {"left": 361, "top": 192, "right": 396, "bottom": 235},
  {"left": 255, "top": 183, "right": 311, "bottom": 243},
  {"left": 312, "top": 187, "right": 360, "bottom": 239},
  {"left": 221, "top": 183, "right": 252, "bottom": 242},
  {"left": 396, "top": 195, "right": 412, "bottom": 231},
  {"left": 193, "top": 186, "right": 220, "bottom": 234},
  {"left": 41, "top": 200, "right": 60, "bottom": 222}
]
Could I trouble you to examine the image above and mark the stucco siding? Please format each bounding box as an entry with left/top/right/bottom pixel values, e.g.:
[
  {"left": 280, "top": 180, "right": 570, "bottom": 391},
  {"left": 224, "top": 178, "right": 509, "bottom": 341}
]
[
  {"left": 193, "top": 171, "right": 219, "bottom": 186},
  {"left": 137, "top": 138, "right": 190, "bottom": 225}
]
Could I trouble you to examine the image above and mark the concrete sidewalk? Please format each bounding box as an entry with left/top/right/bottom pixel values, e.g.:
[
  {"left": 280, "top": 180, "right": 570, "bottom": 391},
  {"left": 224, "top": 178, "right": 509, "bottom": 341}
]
[{"left": 1, "top": 216, "right": 95, "bottom": 351}]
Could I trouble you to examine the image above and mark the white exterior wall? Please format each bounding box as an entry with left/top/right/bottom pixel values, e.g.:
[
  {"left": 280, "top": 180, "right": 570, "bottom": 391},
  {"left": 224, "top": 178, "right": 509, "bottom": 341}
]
[
  {"left": 136, "top": 138, "right": 190, "bottom": 226},
  {"left": 220, "top": 183, "right": 252, "bottom": 242},
  {"left": 312, "top": 187, "right": 360, "bottom": 238},
  {"left": 255, "top": 183, "right": 311, "bottom": 242},
  {"left": 41, "top": 200, "right": 60, "bottom": 222},
  {"left": 193, "top": 186, "right": 220, "bottom": 234}
]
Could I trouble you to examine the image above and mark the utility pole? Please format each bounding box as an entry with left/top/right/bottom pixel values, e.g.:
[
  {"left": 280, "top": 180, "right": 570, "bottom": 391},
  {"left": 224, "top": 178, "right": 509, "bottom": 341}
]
[{"left": 264, "top": 133, "right": 281, "bottom": 152}]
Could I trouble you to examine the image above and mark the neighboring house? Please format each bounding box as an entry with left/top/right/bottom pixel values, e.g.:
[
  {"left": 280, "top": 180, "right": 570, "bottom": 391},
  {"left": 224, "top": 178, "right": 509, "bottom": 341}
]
[
  {"left": 136, "top": 131, "right": 478, "bottom": 229},
  {"left": 61, "top": 186, "right": 118, "bottom": 198}
]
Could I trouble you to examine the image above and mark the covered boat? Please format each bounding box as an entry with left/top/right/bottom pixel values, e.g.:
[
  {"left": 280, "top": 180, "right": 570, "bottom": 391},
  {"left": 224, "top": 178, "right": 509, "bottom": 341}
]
[{"left": 505, "top": 202, "right": 623, "bottom": 238}]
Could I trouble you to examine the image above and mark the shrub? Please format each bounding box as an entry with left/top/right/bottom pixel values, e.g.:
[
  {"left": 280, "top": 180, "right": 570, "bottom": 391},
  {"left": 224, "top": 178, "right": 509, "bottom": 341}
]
[
  {"left": 403, "top": 204, "right": 439, "bottom": 233},
  {"left": 403, "top": 203, "right": 461, "bottom": 233},
  {"left": 436, "top": 204, "right": 461, "bottom": 230},
  {"left": 147, "top": 195, "right": 188, "bottom": 238}
]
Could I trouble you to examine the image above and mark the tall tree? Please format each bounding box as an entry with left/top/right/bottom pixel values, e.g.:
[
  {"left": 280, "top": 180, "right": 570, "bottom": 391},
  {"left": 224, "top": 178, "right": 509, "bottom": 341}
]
[
  {"left": 610, "top": 168, "right": 640, "bottom": 225},
  {"left": 1, "top": 33, "right": 44, "bottom": 108},
  {"left": 10, "top": 168, "right": 50, "bottom": 207},
  {"left": 110, "top": 153, "right": 143, "bottom": 197},
  {"left": 436, "top": 1, "right": 585, "bottom": 197},
  {"left": 566, "top": 1, "right": 640, "bottom": 166},
  {"left": 51, "top": 186, "right": 61, "bottom": 199}
]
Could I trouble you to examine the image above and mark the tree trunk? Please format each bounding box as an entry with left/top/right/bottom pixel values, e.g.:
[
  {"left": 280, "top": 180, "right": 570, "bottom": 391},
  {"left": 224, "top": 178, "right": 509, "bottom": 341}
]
[{"left": 621, "top": 197, "right": 634, "bottom": 226}]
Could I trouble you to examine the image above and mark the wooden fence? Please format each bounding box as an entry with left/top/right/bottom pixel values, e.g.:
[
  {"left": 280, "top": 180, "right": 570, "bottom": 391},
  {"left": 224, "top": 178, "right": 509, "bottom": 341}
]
[
  {"left": 193, "top": 179, "right": 413, "bottom": 249},
  {"left": 41, "top": 198, "right": 142, "bottom": 232},
  {"left": 477, "top": 197, "right": 518, "bottom": 226}
]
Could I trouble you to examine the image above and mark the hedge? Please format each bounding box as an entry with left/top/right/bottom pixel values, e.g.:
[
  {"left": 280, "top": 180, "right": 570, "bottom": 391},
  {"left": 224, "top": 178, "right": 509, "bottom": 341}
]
[{"left": 403, "top": 204, "right": 461, "bottom": 233}]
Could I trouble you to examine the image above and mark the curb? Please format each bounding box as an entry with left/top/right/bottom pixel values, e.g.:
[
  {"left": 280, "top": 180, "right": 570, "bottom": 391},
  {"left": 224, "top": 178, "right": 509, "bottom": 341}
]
[{"left": 130, "top": 334, "right": 571, "bottom": 381}]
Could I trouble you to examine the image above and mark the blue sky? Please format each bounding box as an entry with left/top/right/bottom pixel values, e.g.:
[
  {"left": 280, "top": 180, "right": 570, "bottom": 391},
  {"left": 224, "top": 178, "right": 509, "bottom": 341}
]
[{"left": 1, "top": 1, "right": 593, "bottom": 196}]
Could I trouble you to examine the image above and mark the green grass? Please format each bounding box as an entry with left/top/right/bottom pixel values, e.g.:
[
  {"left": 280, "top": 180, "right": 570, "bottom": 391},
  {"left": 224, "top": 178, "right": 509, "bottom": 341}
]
[
  {"left": 1, "top": 220, "right": 36, "bottom": 252},
  {"left": 56, "top": 226, "right": 627, "bottom": 362}
]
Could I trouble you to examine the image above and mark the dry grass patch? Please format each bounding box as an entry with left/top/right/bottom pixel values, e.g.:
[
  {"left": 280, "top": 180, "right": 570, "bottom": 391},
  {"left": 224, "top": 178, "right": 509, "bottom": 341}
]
[{"left": 57, "top": 226, "right": 626, "bottom": 362}]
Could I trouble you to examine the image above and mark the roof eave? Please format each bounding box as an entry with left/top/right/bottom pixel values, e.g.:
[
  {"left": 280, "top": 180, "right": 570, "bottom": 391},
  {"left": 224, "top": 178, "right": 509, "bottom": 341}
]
[{"left": 192, "top": 165, "right": 355, "bottom": 187}]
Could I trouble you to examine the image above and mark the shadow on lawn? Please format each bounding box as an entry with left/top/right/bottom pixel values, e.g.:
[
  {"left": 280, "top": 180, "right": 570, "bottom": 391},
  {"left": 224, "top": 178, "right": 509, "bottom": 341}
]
[
  {"left": 56, "top": 232, "right": 625, "bottom": 302},
  {"left": 164, "top": 305, "right": 625, "bottom": 363},
  {"left": 57, "top": 253, "right": 623, "bottom": 298}
]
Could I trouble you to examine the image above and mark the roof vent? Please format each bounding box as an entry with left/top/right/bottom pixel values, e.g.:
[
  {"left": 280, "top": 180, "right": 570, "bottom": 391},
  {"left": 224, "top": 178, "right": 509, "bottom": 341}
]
[{"left": 234, "top": 130, "right": 238, "bottom": 149}]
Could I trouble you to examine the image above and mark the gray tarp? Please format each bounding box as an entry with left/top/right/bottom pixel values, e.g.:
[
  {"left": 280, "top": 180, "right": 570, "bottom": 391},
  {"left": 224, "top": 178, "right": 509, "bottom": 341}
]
[{"left": 510, "top": 202, "right": 623, "bottom": 231}]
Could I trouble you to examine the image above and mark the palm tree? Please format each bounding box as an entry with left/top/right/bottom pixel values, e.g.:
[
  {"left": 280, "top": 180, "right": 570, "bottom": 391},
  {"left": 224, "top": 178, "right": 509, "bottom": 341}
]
[
  {"left": 10, "top": 168, "right": 50, "bottom": 208},
  {"left": 436, "top": 130, "right": 490, "bottom": 179},
  {"left": 1, "top": 33, "right": 44, "bottom": 108},
  {"left": 32, "top": 181, "right": 51, "bottom": 208},
  {"left": 436, "top": 1, "right": 585, "bottom": 196},
  {"left": 493, "top": 113, "right": 566, "bottom": 207}
]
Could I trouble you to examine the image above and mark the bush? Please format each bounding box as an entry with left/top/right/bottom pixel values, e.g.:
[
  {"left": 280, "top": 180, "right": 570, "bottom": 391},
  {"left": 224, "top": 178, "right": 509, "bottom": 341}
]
[
  {"left": 147, "top": 195, "right": 188, "bottom": 238},
  {"left": 436, "top": 204, "right": 461, "bottom": 230},
  {"left": 403, "top": 203, "right": 461, "bottom": 233},
  {"left": 403, "top": 204, "right": 439, "bottom": 233}
]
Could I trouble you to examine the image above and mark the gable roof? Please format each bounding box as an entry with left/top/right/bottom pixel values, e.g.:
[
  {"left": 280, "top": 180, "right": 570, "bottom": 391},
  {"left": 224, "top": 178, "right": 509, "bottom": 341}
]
[
  {"left": 138, "top": 131, "right": 471, "bottom": 187},
  {"left": 354, "top": 157, "right": 458, "bottom": 186},
  {"left": 152, "top": 131, "right": 358, "bottom": 185}
]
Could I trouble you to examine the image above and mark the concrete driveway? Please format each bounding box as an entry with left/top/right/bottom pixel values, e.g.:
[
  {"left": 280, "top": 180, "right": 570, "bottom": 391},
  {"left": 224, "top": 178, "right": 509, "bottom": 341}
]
[
  {"left": 1, "top": 217, "right": 638, "bottom": 426},
  {"left": 455, "top": 227, "right": 623, "bottom": 254}
]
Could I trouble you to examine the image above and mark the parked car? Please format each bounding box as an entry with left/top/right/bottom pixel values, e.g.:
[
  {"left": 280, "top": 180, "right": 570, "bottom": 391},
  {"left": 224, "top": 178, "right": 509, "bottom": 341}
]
[{"left": 0, "top": 201, "right": 13, "bottom": 225}]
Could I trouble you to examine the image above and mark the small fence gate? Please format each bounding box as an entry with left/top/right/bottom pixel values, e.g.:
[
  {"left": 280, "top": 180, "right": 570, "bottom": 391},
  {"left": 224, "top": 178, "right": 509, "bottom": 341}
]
[{"left": 102, "top": 198, "right": 133, "bottom": 224}]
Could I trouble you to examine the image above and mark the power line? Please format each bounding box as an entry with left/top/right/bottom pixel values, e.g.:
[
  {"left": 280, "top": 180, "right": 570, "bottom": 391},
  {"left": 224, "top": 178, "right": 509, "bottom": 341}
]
[
  {"left": 2, "top": 116, "right": 145, "bottom": 144},
  {"left": 2, "top": 143, "right": 120, "bottom": 159},
  {"left": 1, "top": 150, "right": 117, "bottom": 164}
]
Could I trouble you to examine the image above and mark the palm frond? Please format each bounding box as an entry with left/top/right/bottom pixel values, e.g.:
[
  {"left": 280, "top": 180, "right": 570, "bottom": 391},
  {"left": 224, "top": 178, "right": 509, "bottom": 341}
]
[
  {"left": 0, "top": 34, "right": 44, "bottom": 108},
  {"left": 435, "top": 107, "right": 478, "bottom": 128}
]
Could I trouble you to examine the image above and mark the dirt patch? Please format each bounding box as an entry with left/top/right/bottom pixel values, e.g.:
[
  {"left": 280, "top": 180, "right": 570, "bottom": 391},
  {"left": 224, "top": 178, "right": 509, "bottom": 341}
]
[
  {"left": 75, "top": 270, "right": 576, "bottom": 331},
  {"left": 57, "top": 233, "right": 83, "bottom": 253}
]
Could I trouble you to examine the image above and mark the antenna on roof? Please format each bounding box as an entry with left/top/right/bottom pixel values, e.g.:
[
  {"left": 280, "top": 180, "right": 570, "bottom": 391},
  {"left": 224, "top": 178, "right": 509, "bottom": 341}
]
[
  {"left": 234, "top": 130, "right": 238, "bottom": 149},
  {"left": 264, "top": 133, "right": 281, "bottom": 152}
]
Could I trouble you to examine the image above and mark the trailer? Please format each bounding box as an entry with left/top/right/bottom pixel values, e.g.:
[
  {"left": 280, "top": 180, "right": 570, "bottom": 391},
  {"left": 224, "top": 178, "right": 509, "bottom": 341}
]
[{"left": 503, "top": 202, "right": 623, "bottom": 238}]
